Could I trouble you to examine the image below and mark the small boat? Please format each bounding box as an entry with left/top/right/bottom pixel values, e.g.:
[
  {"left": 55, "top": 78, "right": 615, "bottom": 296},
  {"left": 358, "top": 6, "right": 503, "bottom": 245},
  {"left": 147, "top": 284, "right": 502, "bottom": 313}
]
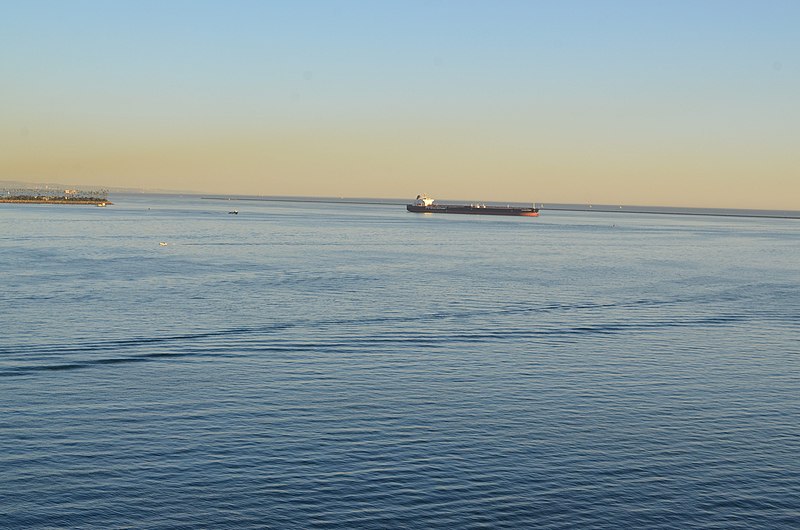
[
  {"left": 228, "top": 210, "right": 238, "bottom": 215},
  {"left": 406, "top": 194, "right": 539, "bottom": 217},
  {"left": 159, "top": 242, "right": 168, "bottom": 246}
]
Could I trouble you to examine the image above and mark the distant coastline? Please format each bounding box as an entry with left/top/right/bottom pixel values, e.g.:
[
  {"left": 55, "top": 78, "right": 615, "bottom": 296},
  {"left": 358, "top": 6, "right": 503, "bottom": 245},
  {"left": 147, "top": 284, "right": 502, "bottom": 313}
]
[
  {"left": 538, "top": 205, "right": 799, "bottom": 220},
  {"left": 0, "top": 197, "right": 112, "bottom": 205},
  {"left": 1, "top": 187, "right": 111, "bottom": 206}
]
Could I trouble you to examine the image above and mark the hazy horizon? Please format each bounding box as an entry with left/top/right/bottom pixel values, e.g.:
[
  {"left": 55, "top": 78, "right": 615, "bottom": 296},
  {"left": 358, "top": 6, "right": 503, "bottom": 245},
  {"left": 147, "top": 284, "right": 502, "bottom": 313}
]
[{"left": 2, "top": 1, "right": 798, "bottom": 210}]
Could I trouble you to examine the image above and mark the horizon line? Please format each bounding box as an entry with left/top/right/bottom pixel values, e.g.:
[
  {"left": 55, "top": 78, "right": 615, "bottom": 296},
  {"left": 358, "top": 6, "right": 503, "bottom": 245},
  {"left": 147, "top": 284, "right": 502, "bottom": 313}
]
[{"left": 196, "top": 194, "right": 800, "bottom": 220}]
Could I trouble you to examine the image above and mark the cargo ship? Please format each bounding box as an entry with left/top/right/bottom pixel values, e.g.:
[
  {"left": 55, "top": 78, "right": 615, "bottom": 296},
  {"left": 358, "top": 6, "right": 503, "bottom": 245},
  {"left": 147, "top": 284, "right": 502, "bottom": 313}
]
[{"left": 406, "top": 195, "right": 539, "bottom": 217}]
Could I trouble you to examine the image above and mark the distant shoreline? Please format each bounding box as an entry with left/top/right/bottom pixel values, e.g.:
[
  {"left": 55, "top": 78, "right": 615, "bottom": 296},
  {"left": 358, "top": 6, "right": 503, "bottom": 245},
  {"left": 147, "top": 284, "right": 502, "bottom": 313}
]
[
  {"left": 0, "top": 198, "right": 111, "bottom": 205},
  {"left": 202, "top": 195, "right": 404, "bottom": 206},
  {"left": 539, "top": 206, "right": 799, "bottom": 220}
]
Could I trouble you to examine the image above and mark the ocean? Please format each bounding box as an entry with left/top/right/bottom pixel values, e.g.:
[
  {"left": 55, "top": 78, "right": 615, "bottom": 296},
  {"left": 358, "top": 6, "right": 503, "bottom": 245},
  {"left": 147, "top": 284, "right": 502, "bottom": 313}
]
[{"left": 2, "top": 194, "right": 799, "bottom": 529}]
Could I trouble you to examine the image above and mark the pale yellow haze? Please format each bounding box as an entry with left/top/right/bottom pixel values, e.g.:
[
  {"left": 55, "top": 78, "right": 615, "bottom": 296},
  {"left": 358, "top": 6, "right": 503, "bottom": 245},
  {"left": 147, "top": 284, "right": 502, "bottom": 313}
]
[{"left": 4, "top": 116, "right": 798, "bottom": 209}]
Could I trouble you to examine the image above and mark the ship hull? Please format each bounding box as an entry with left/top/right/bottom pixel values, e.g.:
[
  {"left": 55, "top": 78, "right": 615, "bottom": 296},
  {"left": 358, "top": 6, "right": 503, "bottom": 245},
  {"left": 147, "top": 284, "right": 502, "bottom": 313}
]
[{"left": 407, "top": 204, "right": 539, "bottom": 217}]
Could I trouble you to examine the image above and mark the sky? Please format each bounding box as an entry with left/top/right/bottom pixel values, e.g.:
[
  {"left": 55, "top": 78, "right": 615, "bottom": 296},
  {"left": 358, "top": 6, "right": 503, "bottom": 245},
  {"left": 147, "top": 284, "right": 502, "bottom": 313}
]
[{"left": 1, "top": 0, "right": 798, "bottom": 208}]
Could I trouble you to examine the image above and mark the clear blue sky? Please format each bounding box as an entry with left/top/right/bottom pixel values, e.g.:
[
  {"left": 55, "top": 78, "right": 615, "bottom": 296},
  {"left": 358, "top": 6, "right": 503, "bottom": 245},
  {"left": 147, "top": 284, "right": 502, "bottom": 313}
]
[{"left": 1, "top": 0, "right": 798, "bottom": 207}]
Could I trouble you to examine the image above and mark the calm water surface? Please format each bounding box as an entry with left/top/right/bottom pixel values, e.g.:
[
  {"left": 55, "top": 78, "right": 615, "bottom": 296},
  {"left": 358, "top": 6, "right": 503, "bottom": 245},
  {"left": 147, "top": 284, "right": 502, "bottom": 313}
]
[{"left": 2, "top": 195, "right": 799, "bottom": 528}]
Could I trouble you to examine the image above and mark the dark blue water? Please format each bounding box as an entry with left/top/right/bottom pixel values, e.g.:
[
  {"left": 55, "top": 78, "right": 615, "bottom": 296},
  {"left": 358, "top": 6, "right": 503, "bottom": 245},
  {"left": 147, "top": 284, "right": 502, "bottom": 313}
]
[{"left": 2, "top": 195, "right": 799, "bottom": 529}]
